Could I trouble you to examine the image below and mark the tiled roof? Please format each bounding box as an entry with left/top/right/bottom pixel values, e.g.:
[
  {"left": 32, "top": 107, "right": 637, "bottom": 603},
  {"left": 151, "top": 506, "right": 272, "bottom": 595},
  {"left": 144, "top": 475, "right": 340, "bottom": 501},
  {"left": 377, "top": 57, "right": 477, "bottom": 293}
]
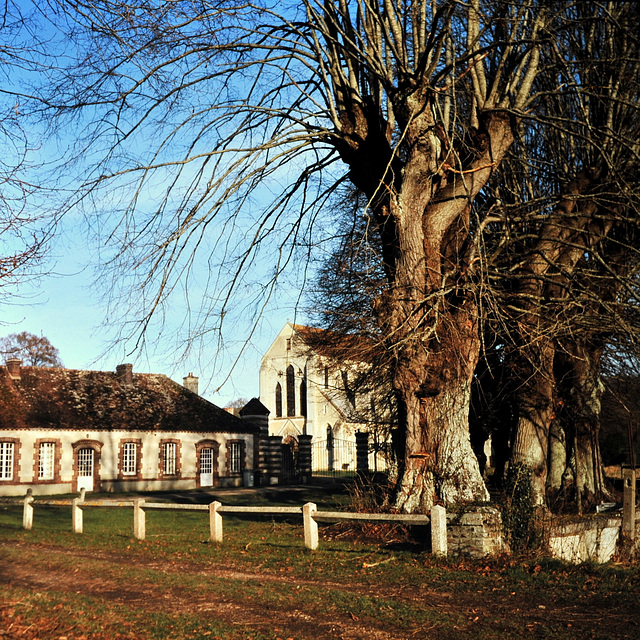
[
  {"left": 292, "top": 324, "right": 381, "bottom": 362},
  {"left": 0, "top": 365, "right": 257, "bottom": 434}
]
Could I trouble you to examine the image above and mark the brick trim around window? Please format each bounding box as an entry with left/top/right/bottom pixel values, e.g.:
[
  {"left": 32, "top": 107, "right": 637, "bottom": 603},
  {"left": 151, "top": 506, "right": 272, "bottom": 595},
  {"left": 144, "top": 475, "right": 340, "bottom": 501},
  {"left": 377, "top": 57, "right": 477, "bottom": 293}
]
[
  {"left": 158, "top": 439, "right": 182, "bottom": 478},
  {"left": 117, "top": 438, "right": 143, "bottom": 480},
  {"left": 0, "top": 438, "right": 21, "bottom": 485},
  {"left": 32, "top": 438, "right": 63, "bottom": 484}
]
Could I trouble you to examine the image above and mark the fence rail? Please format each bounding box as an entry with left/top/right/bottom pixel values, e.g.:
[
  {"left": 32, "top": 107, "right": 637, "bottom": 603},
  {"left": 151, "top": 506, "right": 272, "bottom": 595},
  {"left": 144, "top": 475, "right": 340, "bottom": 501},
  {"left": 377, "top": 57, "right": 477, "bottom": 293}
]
[{"left": 0, "top": 493, "right": 447, "bottom": 555}]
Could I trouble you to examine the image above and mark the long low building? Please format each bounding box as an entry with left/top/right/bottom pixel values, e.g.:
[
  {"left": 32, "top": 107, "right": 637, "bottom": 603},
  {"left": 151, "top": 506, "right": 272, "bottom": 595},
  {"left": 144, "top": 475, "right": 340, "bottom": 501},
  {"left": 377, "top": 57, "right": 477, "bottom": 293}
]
[{"left": 0, "top": 360, "right": 259, "bottom": 496}]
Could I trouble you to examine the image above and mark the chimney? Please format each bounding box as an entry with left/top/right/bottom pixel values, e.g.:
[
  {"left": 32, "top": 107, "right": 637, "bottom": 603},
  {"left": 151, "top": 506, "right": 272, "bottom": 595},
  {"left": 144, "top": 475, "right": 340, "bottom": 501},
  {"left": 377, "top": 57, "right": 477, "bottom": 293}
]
[
  {"left": 116, "top": 363, "right": 133, "bottom": 386},
  {"left": 6, "top": 358, "right": 22, "bottom": 380},
  {"left": 183, "top": 372, "right": 199, "bottom": 395}
]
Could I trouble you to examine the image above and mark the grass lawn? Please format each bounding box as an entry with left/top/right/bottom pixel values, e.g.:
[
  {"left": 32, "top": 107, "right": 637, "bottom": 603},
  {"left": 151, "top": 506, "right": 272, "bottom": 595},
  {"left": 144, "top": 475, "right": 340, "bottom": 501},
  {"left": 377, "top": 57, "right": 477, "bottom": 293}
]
[{"left": 1, "top": 483, "right": 639, "bottom": 639}]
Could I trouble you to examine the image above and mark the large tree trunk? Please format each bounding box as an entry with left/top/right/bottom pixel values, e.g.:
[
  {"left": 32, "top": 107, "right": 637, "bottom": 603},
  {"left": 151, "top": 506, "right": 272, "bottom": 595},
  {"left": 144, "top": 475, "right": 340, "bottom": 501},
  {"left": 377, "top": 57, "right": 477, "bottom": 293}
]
[
  {"left": 546, "top": 415, "right": 568, "bottom": 499},
  {"left": 510, "top": 340, "right": 556, "bottom": 506},
  {"left": 393, "top": 307, "right": 489, "bottom": 511},
  {"left": 336, "top": 83, "right": 516, "bottom": 511},
  {"left": 555, "top": 340, "right": 609, "bottom": 509},
  {"left": 383, "top": 108, "right": 514, "bottom": 511},
  {"left": 507, "top": 170, "right": 609, "bottom": 507}
]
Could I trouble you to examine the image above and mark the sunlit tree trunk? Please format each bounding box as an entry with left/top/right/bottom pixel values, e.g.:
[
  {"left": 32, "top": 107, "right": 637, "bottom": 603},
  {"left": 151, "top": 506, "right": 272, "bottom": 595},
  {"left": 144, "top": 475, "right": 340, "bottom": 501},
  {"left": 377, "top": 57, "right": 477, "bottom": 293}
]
[
  {"left": 393, "top": 308, "right": 489, "bottom": 510},
  {"left": 555, "top": 341, "right": 609, "bottom": 509},
  {"left": 373, "top": 111, "right": 514, "bottom": 510},
  {"left": 546, "top": 416, "right": 567, "bottom": 499},
  {"left": 510, "top": 341, "right": 556, "bottom": 506}
]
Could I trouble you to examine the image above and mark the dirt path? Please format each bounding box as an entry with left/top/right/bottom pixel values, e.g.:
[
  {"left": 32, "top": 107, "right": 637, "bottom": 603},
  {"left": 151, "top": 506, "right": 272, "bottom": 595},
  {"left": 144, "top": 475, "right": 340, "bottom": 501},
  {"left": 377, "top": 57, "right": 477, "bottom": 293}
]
[
  {"left": 1, "top": 541, "right": 448, "bottom": 640},
  {"left": 1, "top": 540, "right": 638, "bottom": 639}
]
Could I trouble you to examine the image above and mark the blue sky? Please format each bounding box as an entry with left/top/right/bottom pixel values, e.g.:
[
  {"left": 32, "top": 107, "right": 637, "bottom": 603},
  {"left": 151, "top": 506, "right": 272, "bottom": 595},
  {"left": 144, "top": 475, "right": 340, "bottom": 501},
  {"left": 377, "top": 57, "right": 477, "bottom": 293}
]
[
  {"left": 1, "top": 215, "right": 302, "bottom": 407},
  {"left": 0, "top": 2, "right": 330, "bottom": 406}
]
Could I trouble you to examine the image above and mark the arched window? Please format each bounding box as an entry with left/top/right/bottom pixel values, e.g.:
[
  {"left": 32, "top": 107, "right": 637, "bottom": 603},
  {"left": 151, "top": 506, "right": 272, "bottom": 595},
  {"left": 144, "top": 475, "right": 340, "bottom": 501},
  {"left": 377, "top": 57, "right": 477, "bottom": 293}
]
[
  {"left": 275, "top": 382, "right": 282, "bottom": 417},
  {"left": 300, "top": 378, "right": 307, "bottom": 418},
  {"left": 286, "top": 365, "right": 295, "bottom": 416}
]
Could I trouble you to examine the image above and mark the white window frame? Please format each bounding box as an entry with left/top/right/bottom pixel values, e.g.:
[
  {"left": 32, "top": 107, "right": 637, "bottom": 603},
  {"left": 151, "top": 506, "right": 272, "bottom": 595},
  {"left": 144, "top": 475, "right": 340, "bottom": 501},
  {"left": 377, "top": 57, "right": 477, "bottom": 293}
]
[
  {"left": 0, "top": 442, "right": 14, "bottom": 481},
  {"left": 122, "top": 442, "right": 137, "bottom": 476},
  {"left": 229, "top": 442, "right": 242, "bottom": 474},
  {"left": 38, "top": 442, "right": 55, "bottom": 480},
  {"left": 163, "top": 442, "right": 177, "bottom": 475},
  {"left": 77, "top": 447, "right": 94, "bottom": 477},
  {"left": 200, "top": 447, "right": 213, "bottom": 475}
]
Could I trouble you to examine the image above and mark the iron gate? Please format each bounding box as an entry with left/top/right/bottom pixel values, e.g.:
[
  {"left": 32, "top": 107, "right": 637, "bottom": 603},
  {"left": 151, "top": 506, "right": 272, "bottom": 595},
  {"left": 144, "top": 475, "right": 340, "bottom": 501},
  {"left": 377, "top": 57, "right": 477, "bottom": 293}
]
[{"left": 311, "top": 437, "right": 357, "bottom": 477}]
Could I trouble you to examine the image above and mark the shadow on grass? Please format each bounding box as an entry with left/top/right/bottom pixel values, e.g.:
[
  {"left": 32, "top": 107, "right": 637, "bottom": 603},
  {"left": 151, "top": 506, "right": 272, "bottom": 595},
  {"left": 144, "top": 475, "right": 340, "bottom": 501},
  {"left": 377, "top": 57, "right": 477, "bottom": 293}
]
[{"left": 134, "top": 477, "right": 352, "bottom": 508}]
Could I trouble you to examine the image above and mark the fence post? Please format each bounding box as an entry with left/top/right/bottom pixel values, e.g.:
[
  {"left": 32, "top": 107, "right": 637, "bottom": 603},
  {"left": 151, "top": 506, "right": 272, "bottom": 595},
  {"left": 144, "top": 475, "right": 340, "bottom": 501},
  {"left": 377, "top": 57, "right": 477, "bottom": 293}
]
[
  {"left": 72, "top": 498, "right": 83, "bottom": 534},
  {"left": 623, "top": 468, "right": 636, "bottom": 539},
  {"left": 431, "top": 505, "right": 447, "bottom": 557},
  {"left": 133, "top": 498, "right": 146, "bottom": 540},
  {"left": 303, "top": 502, "right": 318, "bottom": 550},
  {"left": 209, "top": 501, "right": 223, "bottom": 543},
  {"left": 23, "top": 491, "right": 34, "bottom": 530}
]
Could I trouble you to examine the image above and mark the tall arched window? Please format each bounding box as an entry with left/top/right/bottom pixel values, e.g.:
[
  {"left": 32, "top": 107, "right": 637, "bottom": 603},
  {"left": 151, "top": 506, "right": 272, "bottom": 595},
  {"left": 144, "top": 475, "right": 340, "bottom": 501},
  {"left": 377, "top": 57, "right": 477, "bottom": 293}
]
[
  {"left": 300, "top": 378, "right": 307, "bottom": 418},
  {"left": 286, "top": 365, "right": 295, "bottom": 416},
  {"left": 275, "top": 382, "right": 282, "bottom": 417}
]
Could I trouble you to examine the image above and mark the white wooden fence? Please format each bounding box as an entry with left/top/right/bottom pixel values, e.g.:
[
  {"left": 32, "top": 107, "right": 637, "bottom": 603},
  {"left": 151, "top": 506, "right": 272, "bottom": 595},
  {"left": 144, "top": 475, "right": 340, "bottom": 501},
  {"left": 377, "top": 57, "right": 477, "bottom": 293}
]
[{"left": 4, "top": 492, "right": 448, "bottom": 555}]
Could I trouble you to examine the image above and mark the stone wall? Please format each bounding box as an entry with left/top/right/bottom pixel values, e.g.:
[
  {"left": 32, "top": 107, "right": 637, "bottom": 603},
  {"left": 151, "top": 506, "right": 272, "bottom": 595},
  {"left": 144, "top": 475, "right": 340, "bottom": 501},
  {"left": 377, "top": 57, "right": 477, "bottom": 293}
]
[
  {"left": 444, "top": 508, "right": 640, "bottom": 562},
  {"left": 546, "top": 516, "right": 621, "bottom": 564},
  {"left": 446, "top": 506, "right": 507, "bottom": 558}
]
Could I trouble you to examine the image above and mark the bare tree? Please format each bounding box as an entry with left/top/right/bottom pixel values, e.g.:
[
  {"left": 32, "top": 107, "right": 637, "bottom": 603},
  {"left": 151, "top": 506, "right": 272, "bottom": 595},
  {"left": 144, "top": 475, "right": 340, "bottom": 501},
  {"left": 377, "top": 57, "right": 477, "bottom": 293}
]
[
  {"left": 0, "top": 331, "right": 63, "bottom": 367},
  {"left": 0, "top": 1, "right": 56, "bottom": 302},
  {"left": 27, "top": 0, "right": 640, "bottom": 511},
  {"left": 224, "top": 397, "right": 249, "bottom": 410},
  {"left": 304, "top": 2, "right": 640, "bottom": 512},
  {"left": 490, "top": 2, "right": 640, "bottom": 508}
]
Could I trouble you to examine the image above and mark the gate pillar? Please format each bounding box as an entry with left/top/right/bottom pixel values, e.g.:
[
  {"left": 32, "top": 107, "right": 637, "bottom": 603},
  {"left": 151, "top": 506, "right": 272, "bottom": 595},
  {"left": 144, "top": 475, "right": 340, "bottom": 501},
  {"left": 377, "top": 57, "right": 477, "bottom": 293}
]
[
  {"left": 267, "top": 436, "right": 283, "bottom": 485},
  {"left": 355, "top": 431, "right": 370, "bottom": 474},
  {"left": 298, "top": 435, "right": 313, "bottom": 484},
  {"left": 256, "top": 435, "right": 270, "bottom": 486}
]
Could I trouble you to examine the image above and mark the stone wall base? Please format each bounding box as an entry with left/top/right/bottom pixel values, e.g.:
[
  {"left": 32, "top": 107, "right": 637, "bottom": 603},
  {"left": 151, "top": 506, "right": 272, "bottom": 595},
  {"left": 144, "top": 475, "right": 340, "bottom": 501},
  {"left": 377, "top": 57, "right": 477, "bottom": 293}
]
[
  {"left": 446, "top": 506, "right": 507, "bottom": 558},
  {"left": 547, "top": 518, "right": 620, "bottom": 564}
]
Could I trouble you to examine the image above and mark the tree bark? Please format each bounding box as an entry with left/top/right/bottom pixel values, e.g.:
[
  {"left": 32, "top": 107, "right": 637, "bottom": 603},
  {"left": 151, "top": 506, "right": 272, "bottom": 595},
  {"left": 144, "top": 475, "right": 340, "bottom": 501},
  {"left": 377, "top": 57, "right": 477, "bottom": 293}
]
[
  {"left": 381, "top": 111, "right": 513, "bottom": 511},
  {"left": 555, "top": 341, "right": 609, "bottom": 509},
  {"left": 510, "top": 340, "right": 556, "bottom": 506},
  {"left": 547, "top": 415, "right": 567, "bottom": 498},
  {"left": 393, "top": 307, "right": 489, "bottom": 511},
  {"left": 508, "top": 170, "right": 608, "bottom": 507}
]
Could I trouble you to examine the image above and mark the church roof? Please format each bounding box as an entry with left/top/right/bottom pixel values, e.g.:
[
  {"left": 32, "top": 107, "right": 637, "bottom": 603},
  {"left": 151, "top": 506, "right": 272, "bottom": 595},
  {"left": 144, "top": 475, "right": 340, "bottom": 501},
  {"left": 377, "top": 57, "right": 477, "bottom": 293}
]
[{"left": 292, "top": 324, "right": 382, "bottom": 363}]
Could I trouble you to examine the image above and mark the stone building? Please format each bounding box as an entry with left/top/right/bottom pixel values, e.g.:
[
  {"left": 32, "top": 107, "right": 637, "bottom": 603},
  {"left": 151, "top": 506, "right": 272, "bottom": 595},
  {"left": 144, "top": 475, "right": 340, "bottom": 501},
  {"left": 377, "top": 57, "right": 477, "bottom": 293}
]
[
  {"left": 0, "top": 360, "right": 259, "bottom": 496},
  {"left": 259, "top": 323, "right": 392, "bottom": 473}
]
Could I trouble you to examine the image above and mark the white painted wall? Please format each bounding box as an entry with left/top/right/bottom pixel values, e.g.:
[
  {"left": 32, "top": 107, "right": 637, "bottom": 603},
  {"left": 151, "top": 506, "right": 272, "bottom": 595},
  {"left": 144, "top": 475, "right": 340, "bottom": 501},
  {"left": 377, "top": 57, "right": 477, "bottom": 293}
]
[{"left": 0, "top": 429, "right": 254, "bottom": 496}]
